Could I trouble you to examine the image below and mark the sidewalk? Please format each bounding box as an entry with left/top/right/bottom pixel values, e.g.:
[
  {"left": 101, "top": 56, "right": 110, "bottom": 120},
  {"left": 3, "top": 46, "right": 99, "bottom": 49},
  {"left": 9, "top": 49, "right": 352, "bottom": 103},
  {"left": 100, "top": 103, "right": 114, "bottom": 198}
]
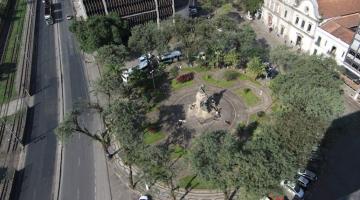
[
  {"left": 248, "top": 18, "right": 284, "bottom": 48},
  {"left": 82, "top": 53, "right": 139, "bottom": 200}
]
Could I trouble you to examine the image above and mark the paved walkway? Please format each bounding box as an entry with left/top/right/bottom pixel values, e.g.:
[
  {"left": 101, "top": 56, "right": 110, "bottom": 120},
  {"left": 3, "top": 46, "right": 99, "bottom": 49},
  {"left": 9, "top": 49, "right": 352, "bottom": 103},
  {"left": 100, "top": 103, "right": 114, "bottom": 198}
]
[
  {"left": 82, "top": 53, "right": 139, "bottom": 200},
  {"left": 248, "top": 18, "right": 284, "bottom": 48}
]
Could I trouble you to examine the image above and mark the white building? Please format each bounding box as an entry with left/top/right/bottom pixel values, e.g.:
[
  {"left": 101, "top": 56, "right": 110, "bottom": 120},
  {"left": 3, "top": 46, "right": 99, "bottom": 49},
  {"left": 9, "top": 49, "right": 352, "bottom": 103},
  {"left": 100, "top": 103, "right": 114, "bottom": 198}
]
[
  {"left": 262, "top": 0, "right": 360, "bottom": 80},
  {"left": 262, "top": 0, "right": 322, "bottom": 52},
  {"left": 310, "top": 13, "right": 360, "bottom": 77}
]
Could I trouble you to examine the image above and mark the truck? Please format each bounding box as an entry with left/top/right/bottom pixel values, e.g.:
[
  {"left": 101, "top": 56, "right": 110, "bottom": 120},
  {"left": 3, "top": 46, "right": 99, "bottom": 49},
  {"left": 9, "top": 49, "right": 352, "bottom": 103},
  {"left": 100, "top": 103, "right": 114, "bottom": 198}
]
[{"left": 44, "top": 0, "right": 54, "bottom": 25}]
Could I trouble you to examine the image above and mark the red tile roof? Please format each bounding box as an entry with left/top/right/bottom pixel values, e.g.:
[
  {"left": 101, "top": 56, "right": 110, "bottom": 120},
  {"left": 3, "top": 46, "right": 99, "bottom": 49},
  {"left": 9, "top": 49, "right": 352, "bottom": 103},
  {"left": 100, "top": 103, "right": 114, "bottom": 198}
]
[
  {"left": 317, "top": 0, "right": 360, "bottom": 19},
  {"left": 320, "top": 13, "right": 360, "bottom": 44}
]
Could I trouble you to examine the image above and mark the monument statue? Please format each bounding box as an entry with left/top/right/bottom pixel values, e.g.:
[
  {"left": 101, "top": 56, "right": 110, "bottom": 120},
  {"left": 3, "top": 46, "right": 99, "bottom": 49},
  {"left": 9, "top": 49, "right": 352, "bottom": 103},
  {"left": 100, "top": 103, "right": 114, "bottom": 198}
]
[{"left": 188, "top": 85, "right": 222, "bottom": 121}]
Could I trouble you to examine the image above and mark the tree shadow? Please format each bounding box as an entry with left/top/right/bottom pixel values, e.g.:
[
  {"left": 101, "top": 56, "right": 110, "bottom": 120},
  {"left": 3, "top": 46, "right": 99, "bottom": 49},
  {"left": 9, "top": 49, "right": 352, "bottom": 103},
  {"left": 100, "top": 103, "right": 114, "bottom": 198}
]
[
  {"left": 157, "top": 104, "right": 186, "bottom": 130},
  {"left": 236, "top": 121, "right": 258, "bottom": 145},
  {"left": 165, "top": 126, "right": 194, "bottom": 148},
  {"left": 0, "top": 63, "right": 16, "bottom": 81},
  {"left": 257, "top": 38, "right": 270, "bottom": 49},
  {"left": 227, "top": 12, "right": 244, "bottom": 23},
  {"left": 306, "top": 111, "right": 360, "bottom": 200},
  {"left": 180, "top": 174, "right": 199, "bottom": 200}
]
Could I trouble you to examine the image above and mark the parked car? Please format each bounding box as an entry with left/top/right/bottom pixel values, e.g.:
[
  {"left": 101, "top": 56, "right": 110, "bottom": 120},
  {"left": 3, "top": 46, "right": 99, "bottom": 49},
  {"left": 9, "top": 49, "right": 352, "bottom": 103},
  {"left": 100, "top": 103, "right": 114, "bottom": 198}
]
[
  {"left": 297, "top": 169, "right": 317, "bottom": 181},
  {"left": 280, "top": 180, "right": 304, "bottom": 199},
  {"left": 296, "top": 175, "right": 310, "bottom": 188},
  {"left": 189, "top": 6, "right": 198, "bottom": 18},
  {"left": 138, "top": 195, "right": 149, "bottom": 200},
  {"left": 66, "top": 15, "right": 73, "bottom": 20},
  {"left": 158, "top": 50, "right": 182, "bottom": 63},
  {"left": 121, "top": 55, "right": 151, "bottom": 83}
]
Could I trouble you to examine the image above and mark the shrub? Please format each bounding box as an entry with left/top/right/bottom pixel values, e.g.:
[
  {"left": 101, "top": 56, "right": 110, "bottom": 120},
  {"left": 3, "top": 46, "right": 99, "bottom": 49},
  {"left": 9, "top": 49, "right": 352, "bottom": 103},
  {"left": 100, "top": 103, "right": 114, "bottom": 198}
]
[
  {"left": 244, "top": 88, "right": 251, "bottom": 93},
  {"left": 257, "top": 111, "right": 265, "bottom": 117},
  {"left": 223, "top": 70, "right": 240, "bottom": 81},
  {"left": 176, "top": 72, "right": 194, "bottom": 83},
  {"left": 170, "top": 66, "right": 179, "bottom": 78}
]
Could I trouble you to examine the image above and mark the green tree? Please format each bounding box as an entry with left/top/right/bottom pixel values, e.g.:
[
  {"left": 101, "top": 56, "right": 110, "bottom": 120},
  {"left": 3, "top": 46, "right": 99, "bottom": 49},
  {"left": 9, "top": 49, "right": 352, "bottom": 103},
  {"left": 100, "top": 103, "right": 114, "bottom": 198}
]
[
  {"left": 246, "top": 56, "right": 265, "bottom": 79},
  {"left": 128, "top": 21, "right": 172, "bottom": 54},
  {"left": 243, "top": 0, "right": 263, "bottom": 13},
  {"left": 140, "top": 145, "right": 179, "bottom": 200},
  {"left": 55, "top": 103, "right": 111, "bottom": 149},
  {"left": 189, "top": 131, "right": 242, "bottom": 199},
  {"left": 271, "top": 55, "right": 344, "bottom": 122},
  {"left": 96, "top": 44, "right": 128, "bottom": 70},
  {"left": 238, "top": 25, "right": 267, "bottom": 66},
  {"left": 69, "top": 14, "right": 129, "bottom": 52},
  {"left": 269, "top": 45, "right": 298, "bottom": 72},
  {"left": 104, "top": 100, "right": 146, "bottom": 188}
]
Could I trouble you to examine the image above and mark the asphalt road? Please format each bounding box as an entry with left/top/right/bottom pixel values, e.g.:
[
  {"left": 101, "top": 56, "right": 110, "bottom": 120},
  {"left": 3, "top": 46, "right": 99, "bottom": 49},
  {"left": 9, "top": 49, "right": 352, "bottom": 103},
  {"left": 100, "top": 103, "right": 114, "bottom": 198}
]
[
  {"left": 11, "top": 0, "right": 58, "bottom": 199},
  {"left": 12, "top": 0, "right": 96, "bottom": 199},
  {"left": 54, "top": 0, "right": 96, "bottom": 199}
]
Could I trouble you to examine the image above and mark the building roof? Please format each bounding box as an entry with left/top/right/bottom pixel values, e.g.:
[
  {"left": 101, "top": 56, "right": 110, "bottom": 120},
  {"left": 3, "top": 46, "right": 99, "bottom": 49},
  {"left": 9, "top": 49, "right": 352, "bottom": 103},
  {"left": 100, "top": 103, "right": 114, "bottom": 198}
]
[
  {"left": 320, "top": 13, "right": 360, "bottom": 44},
  {"left": 317, "top": 0, "right": 360, "bottom": 19}
]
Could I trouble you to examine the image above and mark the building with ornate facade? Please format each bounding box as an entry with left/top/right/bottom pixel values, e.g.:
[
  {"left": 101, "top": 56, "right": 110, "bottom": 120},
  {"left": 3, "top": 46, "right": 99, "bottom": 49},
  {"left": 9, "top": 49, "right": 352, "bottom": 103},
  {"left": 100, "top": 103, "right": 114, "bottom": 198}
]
[{"left": 262, "top": 0, "right": 360, "bottom": 80}]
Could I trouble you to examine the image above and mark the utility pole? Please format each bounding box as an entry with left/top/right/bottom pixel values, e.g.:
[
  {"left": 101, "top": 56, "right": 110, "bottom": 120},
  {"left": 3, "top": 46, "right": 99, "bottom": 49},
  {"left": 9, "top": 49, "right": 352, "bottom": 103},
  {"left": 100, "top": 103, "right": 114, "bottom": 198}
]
[{"left": 172, "top": 0, "right": 175, "bottom": 24}]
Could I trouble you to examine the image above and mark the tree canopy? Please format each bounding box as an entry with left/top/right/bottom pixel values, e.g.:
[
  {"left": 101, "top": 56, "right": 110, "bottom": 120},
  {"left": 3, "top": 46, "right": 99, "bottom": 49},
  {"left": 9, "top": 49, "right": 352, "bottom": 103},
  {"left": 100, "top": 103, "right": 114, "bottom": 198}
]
[
  {"left": 96, "top": 44, "right": 128, "bottom": 70},
  {"left": 70, "top": 14, "right": 130, "bottom": 52},
  {"left": 189, "top": 130, "right": 243, "bottom": 198},
  {"left": 271, "top": 55, "right": 344, "bottom": 122},
  {"left": 128, "top": 21, "right": 172, "bottom": 54}
]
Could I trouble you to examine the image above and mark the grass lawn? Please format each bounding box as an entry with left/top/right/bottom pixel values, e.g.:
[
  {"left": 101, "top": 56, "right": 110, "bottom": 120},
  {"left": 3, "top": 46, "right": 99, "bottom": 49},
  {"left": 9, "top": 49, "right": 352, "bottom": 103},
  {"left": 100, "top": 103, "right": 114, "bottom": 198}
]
[
  {"left": 202, "top": 73, "right": 237, "bottom": 88},
  {"left": 144, "top": 130, "right": 166, "bottom": 144},
  {"left": 171, "top": 79, "right": 194, "bottom": 91},
  {"left": 235, "top": 88, "right": 260, "bottom": 107},
  {"left": 0, "top": 0, "right": 27, "bottom": 104},
  {"left": 181, "top": 66, "right": 208, "bottom": 73},
  {"left": 170, "top": 144, "right": 187, "bottom": 159},
  {"left": 178, "top": 175, "right": 215, "bottom": 189},
  {"left": 249, "top": 112, "right": 268, "bottom": 123},
  {"left": 238, "top": 73, "right": 261, "bottom": 85}
]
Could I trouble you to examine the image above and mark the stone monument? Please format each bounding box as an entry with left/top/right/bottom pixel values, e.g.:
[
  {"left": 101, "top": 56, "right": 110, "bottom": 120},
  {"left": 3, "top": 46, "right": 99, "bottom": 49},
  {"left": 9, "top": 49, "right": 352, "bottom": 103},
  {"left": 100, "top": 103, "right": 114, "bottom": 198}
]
[{"left": 187, "top": 85, "right": 221, "bottom": 122}]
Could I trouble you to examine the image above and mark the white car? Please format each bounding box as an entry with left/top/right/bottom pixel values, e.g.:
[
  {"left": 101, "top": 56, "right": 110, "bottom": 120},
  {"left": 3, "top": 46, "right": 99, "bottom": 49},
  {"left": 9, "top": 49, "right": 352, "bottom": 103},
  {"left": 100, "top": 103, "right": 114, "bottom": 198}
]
[
  {"left": 280, "top": 180, "right": 304, "bottom": 199},
  {"left": 138, "top": 195, "right": 149, "bottom": 200},
  {"left": 297, "top": 169, "right": 317, "bottom": 181}
]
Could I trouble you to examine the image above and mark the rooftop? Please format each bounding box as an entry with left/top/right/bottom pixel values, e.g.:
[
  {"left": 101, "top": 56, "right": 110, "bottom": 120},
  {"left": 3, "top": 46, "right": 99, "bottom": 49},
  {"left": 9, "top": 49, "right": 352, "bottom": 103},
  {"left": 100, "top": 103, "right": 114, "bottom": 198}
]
[
  {"left": 317, "top": 0, "right": 360, "bottom": 19},
  {"left": 320, "top": 13, "right": 360, "bottom": 44}
]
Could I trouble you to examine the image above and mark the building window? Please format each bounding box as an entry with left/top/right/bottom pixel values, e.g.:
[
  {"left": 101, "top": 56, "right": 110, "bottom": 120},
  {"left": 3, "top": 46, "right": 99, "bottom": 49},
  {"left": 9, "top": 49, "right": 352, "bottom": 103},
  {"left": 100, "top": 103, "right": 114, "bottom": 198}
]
[
  {"left": 284, "top": 10, "right": 288, "bottom": 18},
  {"left": 305, "top": 6, "right": 309, "bottom": 13},
  {"left": 325, "top": 41, "right": 327, "bottom": 46},
  {"left": 356, "top": 53, "right": 360, "bottom": 59},
  {"left": 315, "top": 36, "right": 321, "bottom": 46},
  {"left": 349, "top": 49, "right": 356, "bottom": 56},
  {"left": 313, "top": 49, "right": 318, "bottom": 55},
  {"left": 329, "top": 46, "right": 337, "bottom": 56},
  {"left": 295, "top": 17, "right": 299, "bottom": 24},
  {"left": 301, "top": 20, "right": 305, "bottom": 28},
  {"left": 342, "top": 52, "right": 345, "bottom": 57},
  {"left": 307, "top": 24, "right": 312, "bottom": 32}
]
